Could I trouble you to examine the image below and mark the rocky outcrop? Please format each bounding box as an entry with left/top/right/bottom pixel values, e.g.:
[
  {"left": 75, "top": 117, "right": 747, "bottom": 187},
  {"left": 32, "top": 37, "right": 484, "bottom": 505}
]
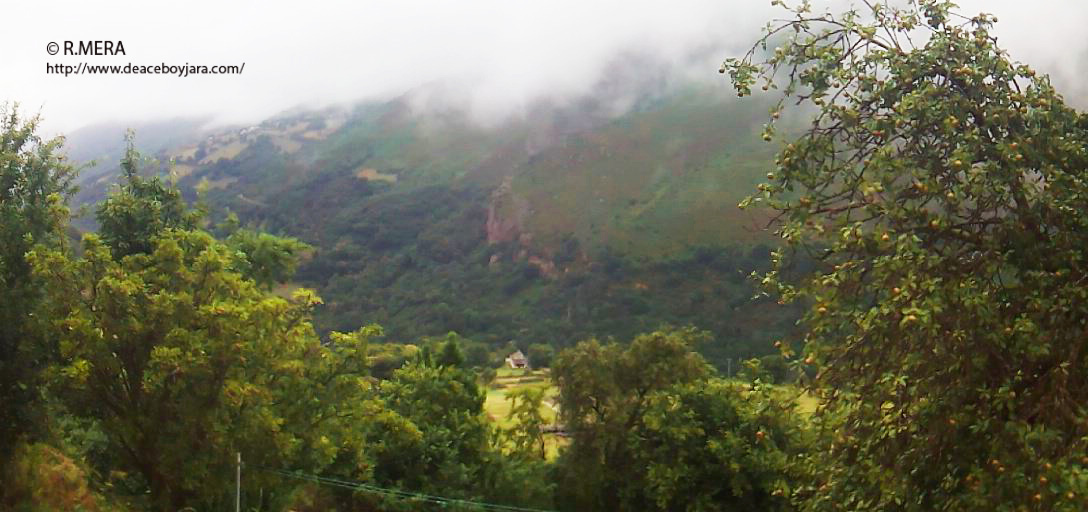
[
  {"left": 485, "top": 177, "right": 559, "bottom": 278},
  {"left": 528, "top": 255, "right": 558, "bottom": 279},
  {"left": 485, "top": 176, "right": 529, "bottom": 244}
]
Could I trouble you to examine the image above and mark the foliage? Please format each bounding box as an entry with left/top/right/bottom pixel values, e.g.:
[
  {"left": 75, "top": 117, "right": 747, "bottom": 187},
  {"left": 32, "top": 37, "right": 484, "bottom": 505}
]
[
  {"left": 526, "top": 343, "right": 555, "bottom": 368},
  {"left": 552, "top": 328, "right": 807, "bottom": 511},
  {"left": 725, "top": 0, "right": 1088, "bottom": 509},
  {"left": 30, "top": 152, "right": 378, "bottom": 511},
  {"left": 503, "top": 387, "right": 548, "bottom": 460},
  {"left": 367, "top": 341, "right": 420, "bottom": 380},
  {"left": 119, "top": 92, "right": 802, "bottom": 370},
  {"left": 95, "top": 134, "right": 198, "bottom": 260},
  {"left": 753, "top": 354, "right": 793, "bottom": 384},
  {"left": 224, "top": 227, "right": 310, "bottom": 290},
  {"left": 474, "top": 436, "right": 556, "bottom": 511},
  {"left": 32, "top": 230, "right": 379, "bottom": 511},
  {"left": 0, "top": 105, "right": 76, "bottom": 485},
  {"left": 215, "top": 210, "right": 312, "bottom": 290},
  {"left": 370, "top": 355, "right": 557, "bottom": 510},
  {"left": 2, "top": 443, "right": 117, "bottom": 512},
  {"left": 633, "top": 379, "right": 806, "bottom": 512},
  {"left": 551, "top": 327, "right": 711, "bottom": 510},
  {"left": 435, "top": 332, "right": 468, "bottom": 368},
  {"left": 303, "top": 208, "right": 796, "bottom": 371},
  {"left": 373, "top": 361, "right": 490, "bottom": 496}
]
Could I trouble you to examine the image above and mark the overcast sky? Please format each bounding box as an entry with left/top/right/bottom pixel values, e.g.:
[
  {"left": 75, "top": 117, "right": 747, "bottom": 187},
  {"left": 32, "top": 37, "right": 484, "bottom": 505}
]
[{"left": 3, "top": 0, "right": 1086, "bottom": 135}]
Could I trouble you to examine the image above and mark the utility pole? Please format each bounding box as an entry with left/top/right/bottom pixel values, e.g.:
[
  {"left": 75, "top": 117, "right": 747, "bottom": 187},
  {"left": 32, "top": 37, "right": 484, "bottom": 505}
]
[{"left": 236, "top": 452, "right": 241, "bottom": 512}]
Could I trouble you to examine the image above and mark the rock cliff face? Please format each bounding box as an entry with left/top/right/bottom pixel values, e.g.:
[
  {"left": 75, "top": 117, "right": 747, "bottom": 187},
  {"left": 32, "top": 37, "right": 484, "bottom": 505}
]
[
  {"left": 527, "top": 255, "right": 558, "bottom": 278},
  {"left": 485, "top": 176, "right": 528, "bottom": 244},
  {"left": 485, "top": 177, "right": 559, "bottom": 278}
]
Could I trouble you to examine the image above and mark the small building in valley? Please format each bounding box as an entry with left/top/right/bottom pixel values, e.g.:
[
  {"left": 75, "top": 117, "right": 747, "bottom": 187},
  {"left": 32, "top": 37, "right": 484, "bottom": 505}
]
[{"left": 505, "top": 350, "right": 529, "bottom": 369}]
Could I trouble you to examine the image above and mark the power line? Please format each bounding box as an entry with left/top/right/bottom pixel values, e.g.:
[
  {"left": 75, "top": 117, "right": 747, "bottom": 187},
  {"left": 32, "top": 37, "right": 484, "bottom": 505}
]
[{"left": 255, "top": 466, "right": 556, "bottom": 512}]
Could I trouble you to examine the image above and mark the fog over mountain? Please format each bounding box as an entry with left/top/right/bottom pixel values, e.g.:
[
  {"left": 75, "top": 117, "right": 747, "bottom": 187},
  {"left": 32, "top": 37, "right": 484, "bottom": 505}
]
[{"left": 2, "top": 0, "right": 1086, "bottom": 135}]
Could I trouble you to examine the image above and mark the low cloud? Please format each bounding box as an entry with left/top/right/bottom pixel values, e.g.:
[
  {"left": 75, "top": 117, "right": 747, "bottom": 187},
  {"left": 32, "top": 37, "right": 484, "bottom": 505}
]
[{"left": 1, "top": 0, "right": 1084, "bottom": 135}]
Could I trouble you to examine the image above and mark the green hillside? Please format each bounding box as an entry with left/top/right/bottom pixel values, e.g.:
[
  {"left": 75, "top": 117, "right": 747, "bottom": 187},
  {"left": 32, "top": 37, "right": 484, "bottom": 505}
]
[{"left": 71, "top": 85, "right": 798, "bottom": 368}]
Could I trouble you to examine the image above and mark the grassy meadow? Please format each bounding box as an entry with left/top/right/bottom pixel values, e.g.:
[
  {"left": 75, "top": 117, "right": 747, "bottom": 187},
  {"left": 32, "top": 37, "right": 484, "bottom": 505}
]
[{"left": 483, "top": 367, "right": 567, "bottom": 459}]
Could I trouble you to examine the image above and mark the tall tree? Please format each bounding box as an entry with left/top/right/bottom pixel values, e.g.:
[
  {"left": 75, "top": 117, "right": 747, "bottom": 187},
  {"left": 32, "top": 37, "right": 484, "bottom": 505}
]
[
  {"left": 504, "top": 387, "right": 548, "bottom": 460},
  {"left": 724, "top": 1, "right": 1088, "bottom": 509},
  {"left": 369, "top": 358, "right": 555, "bottom": 509},
  {"left": 632, "top": 379, "right": 805, "bottom": 512},
  {"left": 95, "top": 133, "right": 197, "bottom": 260},
  {"left": 31, "top": 144, "right": 375, "bottom": 511},
  {"left": 435, "top": 331, "right": 467, "bottom": 368},
  {"left": 33, "top": 230, "right": 378, "bottom": 511},
  {"left": 372, "top": 360, "right": 489, "bottom": 495},
  {"left": 0, "top": 105, "right": 75, "bottom": 476},
  {"left": 551, "top": 327, "right": 710, "bottom": 511}
]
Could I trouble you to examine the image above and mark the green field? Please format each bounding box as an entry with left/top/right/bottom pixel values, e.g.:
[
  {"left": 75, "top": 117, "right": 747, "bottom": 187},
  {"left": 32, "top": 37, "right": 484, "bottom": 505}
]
[
  {"left": 482, "top": 366, "right": 819, "bottom": 461},
  {"left": 483, "top": 367, "right": 567, "bottom": 459}
]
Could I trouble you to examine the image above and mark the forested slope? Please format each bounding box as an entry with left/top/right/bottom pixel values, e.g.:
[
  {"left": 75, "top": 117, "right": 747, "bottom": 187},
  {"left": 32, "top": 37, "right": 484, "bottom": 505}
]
[{"left": 70, "top": 85, "right": 801, "bottom": 367}]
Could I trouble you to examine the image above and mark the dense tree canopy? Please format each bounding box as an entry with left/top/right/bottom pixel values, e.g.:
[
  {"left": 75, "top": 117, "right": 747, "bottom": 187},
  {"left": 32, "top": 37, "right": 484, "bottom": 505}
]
[
  {"left": 95, "top": 136, "right": 198, "bottom": 260},
  {"left": 0, "top": 105, "right": 75, "bottom": 479},
  {"left": 725, "top": 0, "right": 1088, "bottom": 509},
  {"left": 503, "top": 387, "right": 548, "bottom": 460},
  {"left": 30, "top": 148, "right": 378, "bottom": 511},
  {"left": 373, "top": 360, "right": 489, "bottom": 494},
  {"left": 551, "top": 328, "right": 803, "bottom": 511},
  {"left": 551, "top": 329, "right": 708, "bottom": 510},
  {"left": 632, "top": 379, "right": 805, "bottom": 512},
  {"left": 14, "top": 2, "right": 1088, "bottom": 510}
]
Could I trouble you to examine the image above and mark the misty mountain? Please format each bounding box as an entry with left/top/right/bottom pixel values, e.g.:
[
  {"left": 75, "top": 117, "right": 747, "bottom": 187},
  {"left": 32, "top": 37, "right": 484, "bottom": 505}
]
[
  {"left": 67, "top": 82, "right": 799, "bottom": 367},
  {"left": 66, "top": 117, "right": 211, "bottom": 189}
]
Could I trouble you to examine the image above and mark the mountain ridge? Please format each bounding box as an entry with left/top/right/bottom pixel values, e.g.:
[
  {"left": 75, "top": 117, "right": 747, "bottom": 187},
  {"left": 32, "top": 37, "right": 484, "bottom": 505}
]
[{"left": 66, "top": 83, "right": 798, "bottom": 367}]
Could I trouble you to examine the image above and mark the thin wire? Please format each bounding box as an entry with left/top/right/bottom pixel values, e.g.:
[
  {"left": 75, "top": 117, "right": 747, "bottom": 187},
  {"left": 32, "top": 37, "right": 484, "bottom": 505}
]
[
  {"left": 255, "top": 466, "right": 556, "bottom": 512},
  {"left": 265, "top": 468, "right": 545, "bottom": 511}
]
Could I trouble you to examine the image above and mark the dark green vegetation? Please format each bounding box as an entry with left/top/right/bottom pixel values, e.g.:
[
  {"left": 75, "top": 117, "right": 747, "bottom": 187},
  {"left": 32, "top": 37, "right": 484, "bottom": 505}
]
[
  {"left": 4, "top": 129, "right": 554, "bottom": 511},
  {"left": 70, "top": 86, "right": 800, "bottom": 371},
  {"left": 2, "top": 107, "right": 804, "bottom": 511},
  {"left": 1, "top": 134, "right": 800, "bottom": 512},
  {"left": 551, "top": 328, "right": 807, "bottom": 511},
  {"left": 725, "top": 0, "right": 1088, "bottom": 509},
  {"left": 0, "top": 105, "right": 76, "bottom": 470},
  {"left": 5, "top": 0, "right": 1088, "bottom": 510}
]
